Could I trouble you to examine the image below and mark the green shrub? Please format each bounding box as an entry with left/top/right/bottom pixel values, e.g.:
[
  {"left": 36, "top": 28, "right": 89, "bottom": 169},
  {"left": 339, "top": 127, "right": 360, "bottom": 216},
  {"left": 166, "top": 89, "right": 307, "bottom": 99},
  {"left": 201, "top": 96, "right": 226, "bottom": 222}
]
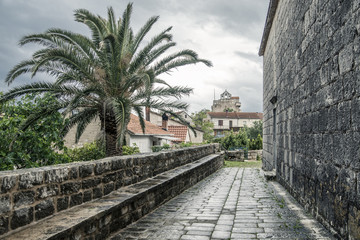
[
  {"left": 122, "top": 143, "right": 140, "bottom": 155},
  {"left": 249, "top": 134, "right": 263, "bottom": 150},
  {"left": 0, "top": 93, "right": 69, "bottom": 170},
  {"left": 221, "top": 130, "right": 248, "bottom": 150},
  {"left": 151, "top": 144, "right": 171, "bottom": 152},
  {"left": 179, "top": 142, "right": 192, "bottom": 148},
  {"left": 162, "top": 144, "right": 171, "bottom": 150},
  {"left": 65, "top": 141, "right": 105, "bottom": 162}
]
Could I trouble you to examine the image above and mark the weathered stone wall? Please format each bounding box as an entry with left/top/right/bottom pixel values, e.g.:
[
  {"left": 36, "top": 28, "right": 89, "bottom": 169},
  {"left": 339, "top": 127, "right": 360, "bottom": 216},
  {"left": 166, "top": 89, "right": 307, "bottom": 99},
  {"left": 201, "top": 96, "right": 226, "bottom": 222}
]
[
  {"left": 262, "top": 1, "right": 360, "bottom": 239},
  {"left": 0, "top": 144, "right": 218, "bottom": 235},
  {"left": 247, "top": 150, "right": 262, "bottom": 161}
]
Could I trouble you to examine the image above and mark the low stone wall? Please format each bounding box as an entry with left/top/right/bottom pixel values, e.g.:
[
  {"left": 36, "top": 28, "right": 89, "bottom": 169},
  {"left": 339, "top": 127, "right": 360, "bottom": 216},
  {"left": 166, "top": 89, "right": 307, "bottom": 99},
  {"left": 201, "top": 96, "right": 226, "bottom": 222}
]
[
  {"left": 226, "top": 150, "right": 244, "bottom": 162},
  {"left": 0, "top": 144, "right": 218, "bottom": 235},
  {"left": 225, "top": 150, "right": 262, "bottom": 162},
  {"left": 247, "top": 150, "right": 262, "bottom": 161}
]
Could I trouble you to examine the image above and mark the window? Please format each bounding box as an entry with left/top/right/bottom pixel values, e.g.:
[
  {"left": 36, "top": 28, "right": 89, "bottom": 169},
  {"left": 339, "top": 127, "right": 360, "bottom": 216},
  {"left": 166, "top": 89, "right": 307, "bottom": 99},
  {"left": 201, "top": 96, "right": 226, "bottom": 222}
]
[
  {"left": 184, "top": 114, "right": 187, "bottom": 118},
  {"left": 229, "top": 120, "right": 233, "bottom": 128},
  {"left": 218, "top": 120, "right": 223, "bottom": 126}
]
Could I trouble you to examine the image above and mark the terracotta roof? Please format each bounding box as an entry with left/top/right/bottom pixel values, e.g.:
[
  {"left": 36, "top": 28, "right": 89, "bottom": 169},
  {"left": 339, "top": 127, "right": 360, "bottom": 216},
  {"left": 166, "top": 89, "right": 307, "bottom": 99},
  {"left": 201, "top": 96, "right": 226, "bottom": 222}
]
[
  {"left": 230, "top": 96, "right": 240, "bottom": 99},
  {"left": 127, "top": 114, "right": 172, "bottom": 135},
  {"left": 207, "top": 112, "right": 263, "bottom": 119},
  {"left": 168, "top": 126, "right": 188, "bottom": 142}
]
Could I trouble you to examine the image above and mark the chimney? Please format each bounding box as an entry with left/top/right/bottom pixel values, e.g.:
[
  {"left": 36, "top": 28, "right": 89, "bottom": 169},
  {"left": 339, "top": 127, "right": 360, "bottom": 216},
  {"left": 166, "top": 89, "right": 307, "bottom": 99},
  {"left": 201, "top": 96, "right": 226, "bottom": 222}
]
[
  {"left": 162, "top": 113, "right": 168, "bottom": 131},
  {"left": 145, "top": 106, "right": 150, "bottom": 121}
]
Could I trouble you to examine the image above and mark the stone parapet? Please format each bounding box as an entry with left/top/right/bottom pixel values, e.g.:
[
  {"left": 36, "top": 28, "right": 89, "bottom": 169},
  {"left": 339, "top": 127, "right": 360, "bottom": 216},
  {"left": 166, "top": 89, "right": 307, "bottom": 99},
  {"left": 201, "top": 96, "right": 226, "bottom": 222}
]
[{"left": 0, "top": 144, "right": 219, "bottom": 236}]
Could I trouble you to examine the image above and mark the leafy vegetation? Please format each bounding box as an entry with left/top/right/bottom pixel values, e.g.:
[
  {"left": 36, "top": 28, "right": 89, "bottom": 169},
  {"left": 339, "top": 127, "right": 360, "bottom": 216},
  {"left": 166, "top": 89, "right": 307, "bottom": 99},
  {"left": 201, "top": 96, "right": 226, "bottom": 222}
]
[
  {"left": 248, "top": 134, "right": 263, "bottom": 150},
  {"left": 122, "top": 143, "right": 140, "bottom": 155},
  {"left": 221, "top": 130, "right": 248, "bottom": 150},
  {"left": 0, "top": 94, "right": 69, "bottom": 170},
  {"left": 244, "top": 120, "right": 263, "bottom": 139},
  {"left": 65, "top": 141, "right": 105, "bottom": 162},
  {"left": 1, "top": 3, "right": 212, "bottom": 157},
  {"left": 191, "top": 109, "right": 214, "bottom": 142}
]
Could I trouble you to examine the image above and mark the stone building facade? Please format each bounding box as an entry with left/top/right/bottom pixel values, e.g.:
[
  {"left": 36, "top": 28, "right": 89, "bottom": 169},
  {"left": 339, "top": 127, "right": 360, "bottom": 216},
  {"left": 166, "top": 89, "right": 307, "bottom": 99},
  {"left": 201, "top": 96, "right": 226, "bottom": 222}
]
[
  {"left": 259, "top": 0, "right": 360, "bottom": 239},
  {"left": 211, "top": 90, "right": 241, "bottom": 112}
]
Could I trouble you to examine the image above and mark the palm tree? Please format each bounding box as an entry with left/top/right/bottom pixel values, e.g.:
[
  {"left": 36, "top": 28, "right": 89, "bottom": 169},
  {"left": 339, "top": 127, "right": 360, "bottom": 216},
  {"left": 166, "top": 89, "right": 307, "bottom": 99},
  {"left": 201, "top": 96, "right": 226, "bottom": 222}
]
[{"left": 1, "top": 3, "right": 212, "bottom": 156}]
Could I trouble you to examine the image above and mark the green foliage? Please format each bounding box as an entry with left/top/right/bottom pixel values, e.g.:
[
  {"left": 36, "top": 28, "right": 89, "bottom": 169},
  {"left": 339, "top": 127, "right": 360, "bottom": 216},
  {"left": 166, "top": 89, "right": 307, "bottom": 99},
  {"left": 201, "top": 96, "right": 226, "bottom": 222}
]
[
  {"left": 191, "top": 109, "right": 214, "bottom": 142},
  {"left": 122, "top": 143, "right": 140, "bottom": 155},
  {"left": 244, "top": 120, "right": 263, "bottom": 139},
  {"left": 162, "top": 143, "right": 171, "bottom": 150},
  {"left": 223, "top": 108, "right": 234, "bottom": 112},
  {"left": 249, "top": 134, "right": 263, "bottom": 150},
  {"left": 151, "top": 143, "right": 171, "bottom": 152},
  {"left": 0, "top": 94, "right": 68, "bottom": 170},
  {"left": 65, "top": 141, "right": 105, "bottom": 162},
  {"left": 221, "top": 130, "right": 248, "bottom": 150},
  {"left": 179, "top": 142, "right": 193, "bottom": 148}
]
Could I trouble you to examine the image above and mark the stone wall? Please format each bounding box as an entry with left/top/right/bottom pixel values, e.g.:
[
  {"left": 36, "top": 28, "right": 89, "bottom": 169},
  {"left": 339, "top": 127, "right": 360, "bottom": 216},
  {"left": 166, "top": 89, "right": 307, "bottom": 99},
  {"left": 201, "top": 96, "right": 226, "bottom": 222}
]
[
  {"left": 0, "top": 144, "right": 218, "bottom": 235},
  {"left": 247, "top": 150, "right": 262, "bottom": 161},
  {"left": 261, "top": 1, "right": 360, "bottom": 239}
]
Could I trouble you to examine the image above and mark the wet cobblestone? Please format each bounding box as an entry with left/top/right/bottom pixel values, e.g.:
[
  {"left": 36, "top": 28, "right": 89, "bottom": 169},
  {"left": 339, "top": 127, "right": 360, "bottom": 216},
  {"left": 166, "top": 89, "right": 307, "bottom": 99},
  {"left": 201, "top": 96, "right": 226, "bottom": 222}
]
[{"left": 109, "top": 168, "right": 335, "bottom": 239}]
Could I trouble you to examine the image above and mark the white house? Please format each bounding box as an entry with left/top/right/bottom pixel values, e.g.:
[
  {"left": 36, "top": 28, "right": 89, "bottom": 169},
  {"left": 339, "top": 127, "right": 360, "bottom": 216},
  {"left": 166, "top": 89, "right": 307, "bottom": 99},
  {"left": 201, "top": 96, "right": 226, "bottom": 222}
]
[{"left": 206, "top": 112, "right": 263, "bottom": 138}]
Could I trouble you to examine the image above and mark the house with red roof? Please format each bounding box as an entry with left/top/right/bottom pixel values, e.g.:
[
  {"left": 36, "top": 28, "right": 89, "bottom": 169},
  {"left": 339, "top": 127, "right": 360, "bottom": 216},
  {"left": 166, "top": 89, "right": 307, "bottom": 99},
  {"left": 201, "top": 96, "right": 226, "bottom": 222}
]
[
  {"left": 206, "top": 111, "right": 263, "bottom": 138},
  {"left": 126, "top": 114, "right": 178, "bottom": 152},
  {"left": 148, "top": 111, "right": 204, "bottom": 143}
]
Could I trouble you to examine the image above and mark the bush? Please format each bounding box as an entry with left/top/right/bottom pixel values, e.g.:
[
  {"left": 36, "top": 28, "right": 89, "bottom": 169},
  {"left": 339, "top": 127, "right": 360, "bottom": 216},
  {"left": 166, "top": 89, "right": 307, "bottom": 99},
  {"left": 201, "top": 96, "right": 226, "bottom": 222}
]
[
  {"left": 249, "top": 134, "right": 263, "bottom": 150},
  {"left": 0, "top": 94, "right": 69, "bottom": 170},
  {"left": 65, "top": 141, "right": 105, "bottom": 162},
  {"left": 122, "top": 143, "right": 140, "bottom": 155},
  {"left": 221, "top": 130, "right": 248, "bottom": 150},
  {"left": 179, "top": 142, "right": 192, "bottom": 148},
  {"left": 152, "top": 144, "right": 171, "bottom": 152}
]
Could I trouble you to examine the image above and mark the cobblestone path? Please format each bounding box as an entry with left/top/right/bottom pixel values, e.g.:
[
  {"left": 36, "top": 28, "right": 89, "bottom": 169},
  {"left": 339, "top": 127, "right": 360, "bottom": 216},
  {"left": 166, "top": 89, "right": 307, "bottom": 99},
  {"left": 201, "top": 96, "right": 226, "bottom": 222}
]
[{"left": 109, "top": 168, "right": 335, "bottom": 239}]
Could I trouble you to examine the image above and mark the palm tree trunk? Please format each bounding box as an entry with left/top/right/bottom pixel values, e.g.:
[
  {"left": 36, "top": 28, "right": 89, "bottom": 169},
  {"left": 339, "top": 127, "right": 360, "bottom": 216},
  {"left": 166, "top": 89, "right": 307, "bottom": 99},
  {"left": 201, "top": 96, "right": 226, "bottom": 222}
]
[{"left": 101, "top": 111, "right": 121, "bottom": 156}]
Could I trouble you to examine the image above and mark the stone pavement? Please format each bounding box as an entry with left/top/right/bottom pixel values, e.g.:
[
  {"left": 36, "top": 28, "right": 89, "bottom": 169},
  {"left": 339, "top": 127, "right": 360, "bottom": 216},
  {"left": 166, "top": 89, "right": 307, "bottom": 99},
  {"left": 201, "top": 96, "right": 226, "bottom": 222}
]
[{"left": 109, "top": 168, "right": 335, "bottom": 239}]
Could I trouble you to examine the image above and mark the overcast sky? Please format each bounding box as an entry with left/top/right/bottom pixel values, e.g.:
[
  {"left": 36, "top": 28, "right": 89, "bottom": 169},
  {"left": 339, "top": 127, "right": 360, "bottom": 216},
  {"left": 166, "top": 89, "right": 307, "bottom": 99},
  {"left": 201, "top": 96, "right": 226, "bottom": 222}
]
[{"left": 0, "top": 0, "right": 269, "bottom": 113}]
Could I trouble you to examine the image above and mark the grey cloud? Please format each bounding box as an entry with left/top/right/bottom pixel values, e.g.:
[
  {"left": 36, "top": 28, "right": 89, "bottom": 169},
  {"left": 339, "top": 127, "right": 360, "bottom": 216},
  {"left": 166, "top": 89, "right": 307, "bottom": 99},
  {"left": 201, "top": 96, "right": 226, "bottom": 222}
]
[{"left": 234, "top": 51, "right": 262, "bottom": 64}]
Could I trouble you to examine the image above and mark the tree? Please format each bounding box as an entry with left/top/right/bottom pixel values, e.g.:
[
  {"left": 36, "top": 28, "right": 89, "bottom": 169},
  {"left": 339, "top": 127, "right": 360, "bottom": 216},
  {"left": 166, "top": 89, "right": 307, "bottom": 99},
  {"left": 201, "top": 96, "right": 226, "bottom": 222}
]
[
  {"left": 0, "top": 94, "right": 68, "bottom": 170},
  {"left": 1, "top": 4, "right": 212, "bottom": 156},
  {"left": 221, "top": 130, "right": 248, "bottom": 150},
  {"left": 191, "top": 109, "right": 214, "bottom": 142},
  {"left": 245, "top": 120, "right": 263, "bottom": 140}
]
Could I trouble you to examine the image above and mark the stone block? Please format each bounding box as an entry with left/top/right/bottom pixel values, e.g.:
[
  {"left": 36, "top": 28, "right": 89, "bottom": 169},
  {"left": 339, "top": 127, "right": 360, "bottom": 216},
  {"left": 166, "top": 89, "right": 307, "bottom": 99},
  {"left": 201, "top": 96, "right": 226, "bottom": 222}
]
[
  {"left": 82, "top": 178, "right": 101, "bottom": 189},
  {"left": 35, "top": 199, "right": 55, "bottom": 220},
  {"left": 93, "top": 187, "right": 103, "bottom": 199},
  {"left": 104, "top": 183, "right": 114, "bottom": 195},
  {"left": 10, "top": 207, "right": 33, "bottom": 230},
  {"left": 14, "top": 190, "right": 35, "bottom": 208},
  {"left": 44, "top": 168, "right": 69, "bottom": 183},
  {"left": 57, "top": 196, "right": 69, "bottom": 212},
  {"left": 61, "top": 182, "right": 81, "bottom": 195},
  {"left": 0, "top": 216, "right": 9, "bottom": 235},
  {"left": 19, "top": 171, "right": 43, "bottom": 189},
  {"left": 0, "top": 195, "right": 10, "bottom": 214},
  {"left": 37, "top": 184, "right": 59, "bottom": 199},
  {"left": 94, "top": 162, "right": 111, "bottom": 175},
  {"left": 79, "top": 164, "right": 94, "bottom": 178},
  {"left": 83, "top": 190, "right": 92, "bottom": 203},
  {"left": 1, "top": 176, "right": 17, "bottom": 193},
  {"left": 70, "top": 193, "right": 83, "bottom": 207}
]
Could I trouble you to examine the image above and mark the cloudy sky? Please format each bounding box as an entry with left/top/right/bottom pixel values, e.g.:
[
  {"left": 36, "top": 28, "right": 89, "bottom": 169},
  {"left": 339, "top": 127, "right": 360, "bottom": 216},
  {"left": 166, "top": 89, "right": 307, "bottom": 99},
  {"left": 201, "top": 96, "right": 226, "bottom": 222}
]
[{"left": 0, "top": 0, "right": 269, "bottom": 113}]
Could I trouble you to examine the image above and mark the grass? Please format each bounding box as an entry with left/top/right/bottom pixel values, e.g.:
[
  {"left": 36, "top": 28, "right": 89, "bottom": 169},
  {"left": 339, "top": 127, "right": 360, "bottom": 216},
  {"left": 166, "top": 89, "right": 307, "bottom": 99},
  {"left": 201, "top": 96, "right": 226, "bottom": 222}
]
[{"left": 224, "top": 160, "right": 262, "bottom": 168}]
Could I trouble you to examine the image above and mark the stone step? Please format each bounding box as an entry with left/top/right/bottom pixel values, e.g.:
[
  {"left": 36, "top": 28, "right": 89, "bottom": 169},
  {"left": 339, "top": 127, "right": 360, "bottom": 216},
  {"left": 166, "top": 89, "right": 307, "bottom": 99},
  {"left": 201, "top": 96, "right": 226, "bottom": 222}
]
[{"left": 1, "top": 153, "right": 223, "bottom": 240}]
